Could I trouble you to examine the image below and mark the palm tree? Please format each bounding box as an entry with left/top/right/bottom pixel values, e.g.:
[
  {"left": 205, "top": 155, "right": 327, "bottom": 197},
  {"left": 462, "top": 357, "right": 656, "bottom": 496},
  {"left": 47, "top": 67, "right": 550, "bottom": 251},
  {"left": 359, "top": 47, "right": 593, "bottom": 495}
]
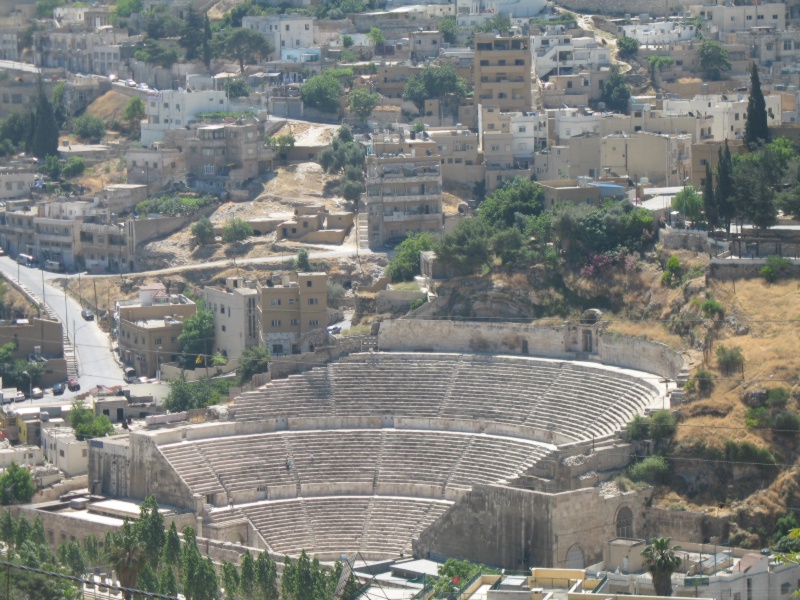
[
  {"left": 106, "top": 520, "right": 145, "bottom": 600},
  {"left": 641, "top": 537, "right": 682, "bottom": 597}
]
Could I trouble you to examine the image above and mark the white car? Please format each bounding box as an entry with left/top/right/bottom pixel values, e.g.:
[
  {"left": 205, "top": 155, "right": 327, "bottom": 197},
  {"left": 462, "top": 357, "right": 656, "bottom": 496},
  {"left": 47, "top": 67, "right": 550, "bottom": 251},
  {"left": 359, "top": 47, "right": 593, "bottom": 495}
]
[{"left": 126, "top": 79, "right": 137, "bottom": 87}]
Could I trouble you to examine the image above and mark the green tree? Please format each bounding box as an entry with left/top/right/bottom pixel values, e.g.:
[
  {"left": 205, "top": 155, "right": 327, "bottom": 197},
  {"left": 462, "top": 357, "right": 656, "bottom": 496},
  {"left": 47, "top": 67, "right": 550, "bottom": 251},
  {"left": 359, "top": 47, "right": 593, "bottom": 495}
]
[
  {"left": 0, "top": 463, "right": 35, "bottom": 505},
  {"left": 733, "top": 156, "right": 777, "bottom": 229},
  {"left": 41, "top": 155, "right": 61, "bottom": 180},
  {"left": 703, "top": 162, "right": 719, "bottom": 230},
  {"left": 648, "top": 55, "right": 674, "bottom": 89},
  {"left": 135, "top": 495, "right": 165, "bottom": 569},
  {"left": 671, "top": 184, "right": 704, "bottom": 225},
  {"left": 716, "top": 141, "right": 736, "bottom": 235},
  {"left": 51, "top": 82, "right": 68, "bottom": 129},
  {"left": 222, "top": 217, "right": 254, "bottom": 243},
  {"left": 214, "top": 28, "right": 273, "bottom": 72},
  {"left": 123, "top": 96, "right": 145, "bottom": 139},
  {"left": 61, "top": 156, "right": 86, "bottom": 178},
  {"left": 295, "top": 247, "right": 312, "bottom": 271},
  {"left": 348, "top": 88, "right": 380, "bottom": 123},
  {"left": 222, "top": 560, "right": 240, "bottom": 600},
  {"left": 192, "top": 217, "right": 216, "bottom": 245},
  {"left": 744, "top": 63, "right": 769, "bottom": 149},
  {"left": 203, "top": 14, "right": 213, "bottom": 68},
  {"left": 0, "top": 509, "right": 15, "bottom": 545},
  {"left": 342, "top": 35, "right": 354, "bottom": 48},
  {"left": 266, "top": 134, "right": 295, "bottom": 162},
  {"left": 180, "top": 8, "right": 205, "bottom": 61},
  {"left": 255, "top": 551, "right": 279, "bottom": 600},
  {"left": 31, "top": 78, "right": 59, "bottom": 160},
  {"left": 161, "top": 521, "right": 181, "bottom": 569},
  {"left": 617, "top": 36, "right": 640, "bottom": 58},
  {"left": 112, "top": 0, "right": 143, "bottom": 21},
  {"left": 387, "top": 232, "right": 433, "bottom": 281},
  {"left": 699, "top": 39, "right": 731, "bottom": 80},
  {"left": 69, "top": 400, "right": 115, "bottom": 441},
  {"left": 366, "top": 26, "right": 385, "bottom": 52},
  {"left": 433, "top": 218, "right": 491, "bottom": 275},
  {"left": 439, "top": 17, "right": 458, "bottom": 44},
  {"left": 133, "top": 38, "right": 180, "bottom": 68},
  {"left": 301, "top": 74, "right": 344, "bottom": 115},
  {"left": 160, "top": 567, "right": 178, "bottom": 597},
  {"left": 226, "top": 77, "right": 251, "bottom": 98},
  {"left": 106, "top": 520, "right": 145, "bottom": 600},
  {"left": 240, "top": 549, "right": 256, "bottom": 598},
  {"left": 433, "top": 559, "right": 482, "bottom": 597},
  {"left": 178, "top": 308, "right": 215, "bottom": 369},
  {"left": 30, "top": 516, "right": 46, "bottom": 546},
  {"left": 478, "top": 177, "right": 544, "bottom": 228},
  {"left": 402, "top": 64, "right": 469, "bottom": 113},
  {"left": 641, "top": 537, "right": 682, "bottom": 596},
  {"left": 600, "top": 65, "right": 631, "bottom": 113},
  {"left": 237, "top": 346, "right": 271, "bottom": 385}
]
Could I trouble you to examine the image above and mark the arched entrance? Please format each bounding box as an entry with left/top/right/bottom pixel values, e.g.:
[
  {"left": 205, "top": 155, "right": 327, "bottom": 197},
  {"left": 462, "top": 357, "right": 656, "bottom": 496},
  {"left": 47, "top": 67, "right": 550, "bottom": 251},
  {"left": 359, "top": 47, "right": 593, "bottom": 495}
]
[
  {"left": 566, "top": 544, "right": 585, "bottom": 569},
  {"left": 616, "top": 506, "right": 634, "bottom": 538}
]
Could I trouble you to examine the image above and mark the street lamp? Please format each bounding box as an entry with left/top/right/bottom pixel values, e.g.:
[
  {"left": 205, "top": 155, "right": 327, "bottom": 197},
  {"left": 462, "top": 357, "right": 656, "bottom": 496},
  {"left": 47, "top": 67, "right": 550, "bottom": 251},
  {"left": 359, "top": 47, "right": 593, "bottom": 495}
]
[{"left": 21, "top": 371, "right": 31, "bottom": 403}]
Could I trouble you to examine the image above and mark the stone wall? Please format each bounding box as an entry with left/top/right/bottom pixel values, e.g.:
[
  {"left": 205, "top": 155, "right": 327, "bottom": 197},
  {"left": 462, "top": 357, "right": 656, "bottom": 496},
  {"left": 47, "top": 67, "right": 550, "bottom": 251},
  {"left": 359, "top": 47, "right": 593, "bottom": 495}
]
[
  {"left": 708, "top": 258, "right": 800, "bottom": 280},
  {"left": 376, "top": 289, "right": 427, "bottom": 313},
  {"left": 659, "top": 227, "right": 723, "bottom": 254},
  {"left": 557, "top": 0, "right": 689, "bottom": 17},
  {"left": 378, "top": 320, "right": 685, "bottom": 379},
  {"left": 643, "top": 507, "right": 729, "bottom": 544},
  {"left": 269, "top": 335, "right": 373, "bottom": 379},
  {"left": 414, "top": 484, "right": 651, "bottom": 569}
]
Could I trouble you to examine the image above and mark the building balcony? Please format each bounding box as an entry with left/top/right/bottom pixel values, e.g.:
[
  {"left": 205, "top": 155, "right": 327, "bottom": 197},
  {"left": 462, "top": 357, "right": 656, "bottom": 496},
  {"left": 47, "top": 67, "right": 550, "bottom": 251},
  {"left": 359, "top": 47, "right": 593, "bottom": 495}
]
[
  {"left": 383, "top": 211, "right": 441, "bottom": 222},
  {"left": 376, "top": 193, "right": 441, "bottom": 203},
  {"left": 370, "top": 174, "right": 441, "bottom": 185}
]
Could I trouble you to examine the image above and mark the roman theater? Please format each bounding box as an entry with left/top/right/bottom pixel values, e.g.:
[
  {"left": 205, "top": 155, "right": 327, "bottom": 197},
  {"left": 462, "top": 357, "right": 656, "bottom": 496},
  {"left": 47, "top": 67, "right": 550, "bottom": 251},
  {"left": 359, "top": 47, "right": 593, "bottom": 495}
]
[{"left": 89, "top": 315, "right": 686, "bottom": 570}]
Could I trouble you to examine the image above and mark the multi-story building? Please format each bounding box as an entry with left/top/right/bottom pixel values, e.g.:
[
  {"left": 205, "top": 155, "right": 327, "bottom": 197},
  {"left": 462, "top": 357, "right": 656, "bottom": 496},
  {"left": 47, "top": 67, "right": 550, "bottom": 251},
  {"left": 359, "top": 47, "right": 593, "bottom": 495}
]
[
  {"left": 480, "top": 106, "right": 541, "bottom": 191},
  {"left": 540, "top": 70, "right": 605, "bottom": 109},
  {"left": 256, "top": 272, "right": 327, "bottom": 356},
  {"left": 532, "top": 30, "right": 611, "bottom": 79},
  {"left": 427, "top": 126, "right": 484, "bottom": 187},
  {"left": 617, "top": 19, "right": 697, "bottom": 47},
  {"left": 474, "top": 33, "right": 532, "bottom": 112},
  {"left": 163, "top": 121, "right": 272, "bottom": 192},
  {"left": 204, "top": 277, "right": 259, "bottom": 361},
  {"left": 689, "top": 2, "right": 785, "bottom": 33},
  {"left": 600, "top": 132, "right": 692, "bottom": 187},
  {"left": 362, "top": 134, "right": 444, "bottom": 248},
  {"left": 0, "top": 33, "right": 18, "bottom": 61},
  {"left": 117, "top": 283, "right": 196, "bottom": 378},
  {"left": 0, "top": 169, "right": 34, "bottom": 200},
  {"left": 662, "top": 93, "right": 782, "bottom": 141},
  {"left": 410, "top": 30, "right": 445, "bottom": 62},
  {"left": 126, "top": 148, "right": 184, "bottom": 195},
  {"left": 140, "top": 89, "right": 230, "bottom": 146},
  {"left": 41, "top": 428, "right": 88, "bottom": 477},
  {"left": 242, "top": 14, "right": 313, "bottom": 53}
]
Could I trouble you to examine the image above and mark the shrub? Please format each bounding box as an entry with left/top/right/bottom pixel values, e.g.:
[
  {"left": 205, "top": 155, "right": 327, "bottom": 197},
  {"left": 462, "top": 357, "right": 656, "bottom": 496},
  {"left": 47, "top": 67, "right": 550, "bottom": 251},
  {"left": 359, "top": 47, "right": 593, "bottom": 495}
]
[
  {"left": 761, "top": 255, "right": 790, "bottom": 283},
  {"left": 662, "top": 255, "right": 682, "bottom": 286},
  {"left": 191, "top": 217, "right": 215, "bottom": 245},
  {"left": 71, "top": 114, "right": 105, "bottom": 143},
  {"left": 295, "top": 248, "right": 311, "bottom": 271},
  {"left": 60, "top": 156, "right": 86, "bottom": 178},
  {"left": 327, "top": 281, "right": 346, "bottom": 308},
  {"left": 628, "top": 455, "right": 671, "bottom": 485},
  {"left": 767, "top": 387, "right": 790, "bottom": 409},
  {"left": 695, "top": 369, "right": 715, "bottom": 395},
  {"left": 744, "top": 406, "right": 770, "bottom": 429},
  {"left": 716, "top": 345, "right": 744, "bottom": 375},
  {"left": 409, "top": 297, "right": 427, "bottom": 311},
  {"left": 221, "top": 218, "right": 253, "bottom": 243},
  {"left": 387, "top": 232, "right": 433, "bottom": 282},
  {"left": 724, "top": 440, "right": 775, "bottom": 465},
  {"left": 648, "top": 410, "right": 677, "bottom": 442},
  {"left": 701, "top": 298, "right": 724, "bottom": 319},
  {"left": 626, "top": 414, "right": 649, "bottom": 441},
  {"left": 772, "top": 411, "right": 800, "bottom": 433}
]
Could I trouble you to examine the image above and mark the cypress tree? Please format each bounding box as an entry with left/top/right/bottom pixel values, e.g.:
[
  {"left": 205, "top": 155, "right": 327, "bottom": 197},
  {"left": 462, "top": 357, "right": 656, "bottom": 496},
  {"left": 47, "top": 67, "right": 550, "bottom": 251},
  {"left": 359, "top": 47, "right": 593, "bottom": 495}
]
[
  {"left": 744, "top": 63, "right": 769, "bottom": 149},
  {"left": 203, "top": 14, "right": 213, "bottom": 68},
  {"left": 703, "top": 162, "right": 719, "bottom": 230},
  {"left": 716, "top": 141, "right": 736, "bottom": 236},
  {"left": 31, "top": 78, "right": 58, "bottom": 159}
]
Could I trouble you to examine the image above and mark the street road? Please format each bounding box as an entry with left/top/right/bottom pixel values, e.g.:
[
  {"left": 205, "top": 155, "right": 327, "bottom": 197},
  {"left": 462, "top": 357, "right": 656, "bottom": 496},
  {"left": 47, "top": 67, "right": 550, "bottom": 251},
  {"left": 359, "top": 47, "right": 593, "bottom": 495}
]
[{"left": 0, "top": 257, "right": 125, "bottom": 393}]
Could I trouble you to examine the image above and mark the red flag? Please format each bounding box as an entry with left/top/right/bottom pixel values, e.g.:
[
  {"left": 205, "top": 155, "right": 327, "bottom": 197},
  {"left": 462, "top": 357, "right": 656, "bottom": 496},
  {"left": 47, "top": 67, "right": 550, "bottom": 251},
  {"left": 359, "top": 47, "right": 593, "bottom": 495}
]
[{"left": 451, "top": 576, "right": 459, "bottom": 585}]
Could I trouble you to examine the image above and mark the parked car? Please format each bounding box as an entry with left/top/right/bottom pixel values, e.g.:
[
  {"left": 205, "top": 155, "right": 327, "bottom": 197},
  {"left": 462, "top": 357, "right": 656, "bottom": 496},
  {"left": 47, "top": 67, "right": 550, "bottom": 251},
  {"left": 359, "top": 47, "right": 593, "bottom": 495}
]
[
  {"left": 67, "top": 379, "right": 80, "bottom": 392},
  {"left": 14, "top": 391, "right": 25, "bottom": 403},
  {"left": 52, "top": 383, "right": 65, "bottom": 395},
  {"left": 126, "top": 79, "right": 137, "bottom": 87},
  {"left": 81, "top": 309, "right": 94, "bottom": 321},
  {"left": 124, "top": 367, "right": 137, "bottom": 383},
  {"left": 31, "top": 387, "right": 43, "bottom": 399},
  {"left": 327, "top": 325, "right": 342, "bottom": 334}
]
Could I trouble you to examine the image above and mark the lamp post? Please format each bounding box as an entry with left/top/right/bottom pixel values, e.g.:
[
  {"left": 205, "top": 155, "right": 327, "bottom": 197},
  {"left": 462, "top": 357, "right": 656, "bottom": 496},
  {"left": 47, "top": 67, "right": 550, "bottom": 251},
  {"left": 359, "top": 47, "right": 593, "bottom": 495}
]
[{"left": 22, "top": 370, "right": 30, "bottom": 403}]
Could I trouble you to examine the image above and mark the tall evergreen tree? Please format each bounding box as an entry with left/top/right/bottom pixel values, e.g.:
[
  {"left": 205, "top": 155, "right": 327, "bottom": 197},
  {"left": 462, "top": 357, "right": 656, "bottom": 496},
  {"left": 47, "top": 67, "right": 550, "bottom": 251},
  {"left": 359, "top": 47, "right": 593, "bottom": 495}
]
[
  {"left": 703, "top": 162, "right": 719, "bottom": 230},
  {"left": 240, "top": 549, "right": 256, "bottom": 598},
  {"left": 255, "top": 551, "right": 279, "bottom": 600},
  {"left": 31, "top": 78, "right": 58, "bottom": 159},
  {"left": 203, "top": 14, "right": 213, "bottom": 68},
  {"left": 135, "top": 495, "right": 165, "bottom": 569},
  {"left": 180, "top": 8, "right": 205, "bottom": 61},
  {"left": 161, "top": 520, "right": 181, "bottom": 570},
  {"left": 716, "top": 141, "right": 736, "bottom": 236},
  {"left": 744, "top": 63, "right": 769, "bottom": 149}
]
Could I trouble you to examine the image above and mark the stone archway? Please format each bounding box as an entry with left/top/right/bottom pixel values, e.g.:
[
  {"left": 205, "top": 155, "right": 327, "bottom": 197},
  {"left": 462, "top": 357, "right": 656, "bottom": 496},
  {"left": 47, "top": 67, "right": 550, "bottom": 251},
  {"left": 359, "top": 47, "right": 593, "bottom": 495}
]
[
  {"left": 566, "top": 544, "right": 585, "bottom": 569},
  {"left": 616, "top": 506, "right": 634, "bottom": 538}
]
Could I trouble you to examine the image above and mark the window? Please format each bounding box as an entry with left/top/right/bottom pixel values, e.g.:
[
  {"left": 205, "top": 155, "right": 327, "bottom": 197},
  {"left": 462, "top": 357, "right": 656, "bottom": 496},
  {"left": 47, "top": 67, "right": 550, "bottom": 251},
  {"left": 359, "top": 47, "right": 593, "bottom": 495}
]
[
  {"left": 155, "top": 338, "right": 162, "bottom": 345},
  {"left": 220, "top": 305, "right": 225, "bottom": 313},
  {"left": 308, "top": 298, "right": 319, "bottom": 305},
  {"left": 82, "top": 449, "right": 87, "bottom": 457},
  {"left": 305, "top": 23, "right": 309, "bottom": 29},
  {"left": 518, "top": 126, "right": 526, "bottom": 133},
  {"left": 272, "top": 344, "right": 283, "bottom": 355},
  {"left": 271, "top": 319, "right": 281, "bottom": 327},
  {"left": 290, "top": 318, "right": 299, "bottom": 326},
  {"left": 60, "top": 449, "right": 65, "bottom": 457},
  {"left": 306, "top": 280, "right": 312, "bottom": 287},
  {"left": 271, "top": 298, "right": 281, "bottom": 306},
  {"left": 221, "top": 325, "right": 226, "bottom": 332},
  {"left": 309, "top": 320, "right": 319, "bottom": 326}
]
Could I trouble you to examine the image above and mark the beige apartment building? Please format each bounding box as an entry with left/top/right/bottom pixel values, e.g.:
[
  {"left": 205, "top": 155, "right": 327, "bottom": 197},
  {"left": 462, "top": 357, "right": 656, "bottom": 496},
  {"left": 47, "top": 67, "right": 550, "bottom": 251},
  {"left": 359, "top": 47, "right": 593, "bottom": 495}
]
[
  {"left": 362, "top": 134, "right": 443, "bottom": 248},
  {"left": 474, "top": 34, "right": 532, "bottom": 113},
  {"left": 256, "top": 272, "right": 327, "bottom": 356},
  {"left": 204, "top": 277, "right": 259, "bottom": 361},
  {"left": 427, "top": 126, "right": 484, "bottom": 187},
  {"left": 599, "top": 132, "right": 692, "bottom": 187},
  {"left": 117, "top": 283, "right": 196, "bottom": 378}
]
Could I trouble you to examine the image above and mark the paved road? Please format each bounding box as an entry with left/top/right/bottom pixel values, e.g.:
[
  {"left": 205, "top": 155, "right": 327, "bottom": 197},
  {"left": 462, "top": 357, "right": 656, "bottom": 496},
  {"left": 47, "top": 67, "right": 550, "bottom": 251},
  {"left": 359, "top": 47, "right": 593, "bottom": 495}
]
[{"left": 0, "top": 257, "right": 125, "bottom": 393}]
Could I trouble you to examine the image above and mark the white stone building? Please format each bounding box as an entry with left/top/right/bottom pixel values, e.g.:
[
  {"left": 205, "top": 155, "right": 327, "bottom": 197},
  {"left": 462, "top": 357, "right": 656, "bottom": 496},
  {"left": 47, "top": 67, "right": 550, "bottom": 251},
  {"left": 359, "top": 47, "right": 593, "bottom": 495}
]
[
  {"left": 41, "top": 427, "right": 88, "bottom": 477},
  {"left": 532, "top": 32, "right": 611, "bottom": 79},
  {"left": 140, "top": 89, "right": 229, "bottom": 146},
  {"left": 662, "top": 93, "right": 782, "bottom": 141},
  {"left": 204, "top": 277, "right": 259, "bottom": 361},
  {"left": 242, "top": 14, "right": 314, "bottom": 53}
]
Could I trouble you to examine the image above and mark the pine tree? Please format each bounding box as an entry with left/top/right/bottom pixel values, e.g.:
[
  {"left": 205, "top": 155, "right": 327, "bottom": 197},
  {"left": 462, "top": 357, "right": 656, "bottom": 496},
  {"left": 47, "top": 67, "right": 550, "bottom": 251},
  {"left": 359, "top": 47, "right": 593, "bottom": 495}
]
[
  {"left": 0, "top": 509, "right": 16, "bottom": 546},
  {"left": 716, "top": 141, "right": 736, "bottom": 236},
  {"left": 161, "top": 520, "right": 181, "bottom": 570},
  {"left": 222, "top": 560, "right": 240, "bottom": 600},
  {"left": 203, "top": 14, "right": 213, "bottom": 69},
  {"left": 744, "top": 63, "right": 769, "bottom": 149},
  {"left": 240, "top": 549, "right": 256, "bottom": 598},
  {"left": 255, "top": 551, "right": 279, "bottom": 600},
  {"left": 31, "top": 77, "right": 58, "bottom": 159},
  {"left": 135, "top": 495, "right": 165, "bottom": 569},
  {"left": 159, "top": 567, "right": 178, "bottom": 597},
  {"left": 703, "top": 162, "right": 719, "bottom": 230}
]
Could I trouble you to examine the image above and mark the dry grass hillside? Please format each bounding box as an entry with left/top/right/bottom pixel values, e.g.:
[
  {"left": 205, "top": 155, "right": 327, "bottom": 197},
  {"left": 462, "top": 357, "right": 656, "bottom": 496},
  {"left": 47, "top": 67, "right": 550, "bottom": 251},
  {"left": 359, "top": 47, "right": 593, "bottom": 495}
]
[{"left": 84, "top": 91, "right": 132, "bottom": 124}]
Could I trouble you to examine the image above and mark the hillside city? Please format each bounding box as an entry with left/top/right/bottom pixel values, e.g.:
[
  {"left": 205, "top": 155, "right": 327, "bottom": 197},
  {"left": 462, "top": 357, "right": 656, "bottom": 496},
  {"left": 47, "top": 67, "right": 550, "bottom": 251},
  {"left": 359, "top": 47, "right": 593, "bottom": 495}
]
[{"left": 0, "top": 0, "right": 798, "bottom": 597}]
